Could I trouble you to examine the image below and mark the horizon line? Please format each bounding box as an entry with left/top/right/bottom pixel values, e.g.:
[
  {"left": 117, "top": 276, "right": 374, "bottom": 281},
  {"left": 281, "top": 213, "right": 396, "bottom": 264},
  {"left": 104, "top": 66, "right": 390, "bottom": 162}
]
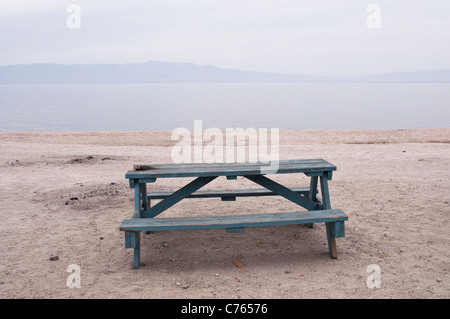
[{"left": 1, "top": 60, "right": 450, "bottom": 79}]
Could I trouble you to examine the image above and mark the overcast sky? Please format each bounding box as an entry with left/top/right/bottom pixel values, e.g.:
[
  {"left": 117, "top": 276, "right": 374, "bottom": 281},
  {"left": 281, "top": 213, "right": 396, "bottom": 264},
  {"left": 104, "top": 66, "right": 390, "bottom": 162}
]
[{"left": 0, "top": 0, "right": 449, "bottom": 76}]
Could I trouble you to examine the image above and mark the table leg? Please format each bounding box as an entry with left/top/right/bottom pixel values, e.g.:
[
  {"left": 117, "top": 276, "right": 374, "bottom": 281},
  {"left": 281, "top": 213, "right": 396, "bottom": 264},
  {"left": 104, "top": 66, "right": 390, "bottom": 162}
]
[
  {"left": 144, "top": 199, "right": 153, "bottom": 235},
  {"left": 320, "top": 173, "right": 331, "bottom": 210},
  {"left": 133, "top": 232, "right": 141, "bottom": 269},
  {"left": 141, "top": 183, "right": 148, "bottom": 211},
  {"left": 125, "top": 231, "right": 141, "bottom": 268},
  {"left": 326, "top": 223, "right": 337, "bottom": 258},
  {"left": 309, "top": 176, "right": 318, "bottom": 202},
  {"left": 320, "top": 172, "right": 337, "bottom": 258},
  {"left": 133, "top": 182, "right": 149, "bottom": 219},
  {"left": 307, "top": 176, "right": 319, "bottom": 228},
  {"left": 133, "top": 182, "right": 142, "bottom": 218}
]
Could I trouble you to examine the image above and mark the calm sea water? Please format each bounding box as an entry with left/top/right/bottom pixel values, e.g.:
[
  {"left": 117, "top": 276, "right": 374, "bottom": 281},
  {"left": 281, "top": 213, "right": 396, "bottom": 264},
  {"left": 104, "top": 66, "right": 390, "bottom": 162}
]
[{"left": 0, "top": 83, "right": 449, "bottom": 131}]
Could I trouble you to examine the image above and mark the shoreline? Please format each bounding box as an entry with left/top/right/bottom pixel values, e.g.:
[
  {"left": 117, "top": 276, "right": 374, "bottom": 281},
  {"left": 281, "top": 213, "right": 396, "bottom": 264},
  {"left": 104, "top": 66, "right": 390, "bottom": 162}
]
[{"left": 1, "top": 127, "right": 449, "bottom": 146}]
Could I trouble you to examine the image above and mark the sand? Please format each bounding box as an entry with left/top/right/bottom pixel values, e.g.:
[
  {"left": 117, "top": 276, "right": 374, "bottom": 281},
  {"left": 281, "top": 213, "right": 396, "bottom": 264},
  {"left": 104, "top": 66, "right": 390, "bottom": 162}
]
[{"left": 0, "top": 128, "right": 449, "bottom": 299}]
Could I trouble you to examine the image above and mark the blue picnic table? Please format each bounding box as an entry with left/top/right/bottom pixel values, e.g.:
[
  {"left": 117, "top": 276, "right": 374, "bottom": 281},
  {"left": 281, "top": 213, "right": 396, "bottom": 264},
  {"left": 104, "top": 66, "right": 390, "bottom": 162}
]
[{"left": 120, "top": 159, "right": 347, "bottom": 268}]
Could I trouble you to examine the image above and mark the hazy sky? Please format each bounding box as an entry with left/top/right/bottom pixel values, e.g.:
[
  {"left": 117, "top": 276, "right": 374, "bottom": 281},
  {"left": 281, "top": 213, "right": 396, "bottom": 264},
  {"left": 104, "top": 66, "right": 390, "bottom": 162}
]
[{"left": 1, "top": 0, "right": 449, "bottom": 76}]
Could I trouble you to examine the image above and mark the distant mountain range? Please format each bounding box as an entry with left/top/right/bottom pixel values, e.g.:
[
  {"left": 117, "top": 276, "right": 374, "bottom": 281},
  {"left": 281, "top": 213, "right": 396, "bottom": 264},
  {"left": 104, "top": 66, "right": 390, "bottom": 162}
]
[{"left": 0, "top": 60, "right": 449, "bottom": 84}]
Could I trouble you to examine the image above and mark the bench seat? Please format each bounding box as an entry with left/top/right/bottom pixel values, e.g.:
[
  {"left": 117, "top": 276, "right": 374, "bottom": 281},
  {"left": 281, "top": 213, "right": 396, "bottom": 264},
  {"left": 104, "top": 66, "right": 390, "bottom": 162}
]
[
  {"left": 120, "top": 209, "right": 347, "bottom": 268},
  {"left": 120, "top": 209, "right": 346, "bottom": 233}
]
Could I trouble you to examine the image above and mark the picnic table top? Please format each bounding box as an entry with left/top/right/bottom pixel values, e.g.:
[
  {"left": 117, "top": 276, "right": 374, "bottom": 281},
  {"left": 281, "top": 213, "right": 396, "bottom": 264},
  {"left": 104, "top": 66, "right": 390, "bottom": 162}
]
[{"left": 125, "top": 158, "right": 336, "bottom": 179}]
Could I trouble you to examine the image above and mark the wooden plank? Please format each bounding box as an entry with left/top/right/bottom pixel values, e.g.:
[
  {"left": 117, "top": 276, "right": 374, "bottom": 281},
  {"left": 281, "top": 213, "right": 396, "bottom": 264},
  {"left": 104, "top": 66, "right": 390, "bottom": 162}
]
[
  {"left": 138, "top": 178, "right": 157, "bottom": 184},
  {"left": 130, "top": 160, "right": 335, "bottom": 176},
  {"left": 126, "top": 159, "right": 336, "bottom": 179},
  {"left": 221, "top": 196, "right": 236, "bottom": 201},
  {"left": 146, "top": 186, "right": 313, "bottom": 200},
  {"left": 304, "top": 172, "right": 324, "bottom": 176},
  {"left": 227, "top": 227, "right": 245, "bottom": 233},
  {"left": 133, "top": 159, "right": 328, "bottom": 171},
  {"left": 120, "top": 209, "right": 347, "bottom": 232},
  {"left": 306, "top": 170, "right": 332, "bottom": 180}
]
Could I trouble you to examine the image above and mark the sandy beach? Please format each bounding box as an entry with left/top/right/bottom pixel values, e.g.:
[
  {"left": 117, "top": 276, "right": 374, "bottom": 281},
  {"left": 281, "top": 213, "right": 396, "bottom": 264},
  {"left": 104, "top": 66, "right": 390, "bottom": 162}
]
[{"left": 0, "top": 128, "right": 449, "bottom": 299}]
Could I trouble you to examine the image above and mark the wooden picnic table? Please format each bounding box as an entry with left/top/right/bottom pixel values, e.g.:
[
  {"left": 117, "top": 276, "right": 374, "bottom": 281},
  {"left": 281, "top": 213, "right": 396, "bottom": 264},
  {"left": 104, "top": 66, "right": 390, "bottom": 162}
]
[{"left": 120, "top": 159, "right": 347, "bottom": 269}]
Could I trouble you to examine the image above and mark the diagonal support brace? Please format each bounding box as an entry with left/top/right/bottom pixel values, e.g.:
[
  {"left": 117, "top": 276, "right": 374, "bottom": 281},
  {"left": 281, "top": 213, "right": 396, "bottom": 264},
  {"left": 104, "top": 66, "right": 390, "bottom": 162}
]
[
  {"left": 243, "top": 175, "right": 320, "bottom": 211},
  {"left": 141, "top": 176, "right": 217, "bottom": 218}
]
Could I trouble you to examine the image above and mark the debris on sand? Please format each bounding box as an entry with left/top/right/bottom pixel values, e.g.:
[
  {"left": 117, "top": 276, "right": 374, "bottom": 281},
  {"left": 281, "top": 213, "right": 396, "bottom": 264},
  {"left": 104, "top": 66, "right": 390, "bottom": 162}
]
[
  {"left": 68, "top": 156, "right": 95, "bottom": 164},
  {"left": 232, "top": 258, "right": 246, "bottom": 269}
]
